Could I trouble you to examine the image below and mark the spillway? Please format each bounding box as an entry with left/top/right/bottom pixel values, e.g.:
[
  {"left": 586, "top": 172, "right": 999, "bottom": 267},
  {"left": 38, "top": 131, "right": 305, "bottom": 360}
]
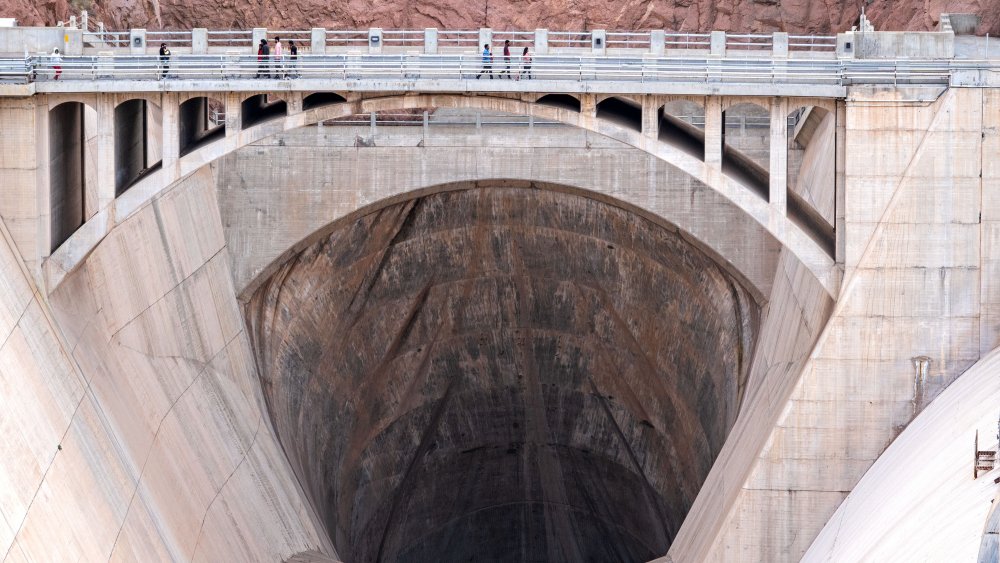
[{"left": 248, "top": 185, "right": 758, "bottom": 563}]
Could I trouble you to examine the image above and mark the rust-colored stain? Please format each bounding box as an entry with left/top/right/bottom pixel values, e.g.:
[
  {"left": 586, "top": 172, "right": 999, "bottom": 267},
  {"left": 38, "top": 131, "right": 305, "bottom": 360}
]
[{"left": 249, "top": 185, "right": 758, "bottom": 563}]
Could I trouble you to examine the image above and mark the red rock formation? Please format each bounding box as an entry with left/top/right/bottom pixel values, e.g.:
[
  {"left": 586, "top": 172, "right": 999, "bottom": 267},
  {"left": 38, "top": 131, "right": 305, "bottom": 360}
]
[{"left": 2, "top": 0, "right": 998, "bottom": 35}]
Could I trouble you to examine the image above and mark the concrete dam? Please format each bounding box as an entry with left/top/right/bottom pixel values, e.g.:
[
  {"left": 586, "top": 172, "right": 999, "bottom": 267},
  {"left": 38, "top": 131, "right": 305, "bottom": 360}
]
[{"left": 2, "top": 19, "right": 1000, "bottom": 563}]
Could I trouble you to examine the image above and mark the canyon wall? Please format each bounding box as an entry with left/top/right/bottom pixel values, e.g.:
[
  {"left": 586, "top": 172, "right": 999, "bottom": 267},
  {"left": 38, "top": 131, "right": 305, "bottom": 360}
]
[{"left": 3, "top": 0, "right": 998, "bottom": 37}]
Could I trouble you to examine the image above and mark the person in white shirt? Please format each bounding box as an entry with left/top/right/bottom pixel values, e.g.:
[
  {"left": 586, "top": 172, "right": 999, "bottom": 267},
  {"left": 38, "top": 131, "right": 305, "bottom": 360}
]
[
  {"left": 273, "top": 37, "right": 284, "bottom": 79},
  {"left": 51, "top": 47, "right": 62, "bottom": 80}
]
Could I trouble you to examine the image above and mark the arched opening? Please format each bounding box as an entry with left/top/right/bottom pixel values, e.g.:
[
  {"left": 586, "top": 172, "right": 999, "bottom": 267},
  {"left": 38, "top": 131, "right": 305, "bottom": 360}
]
[
  {"left": 536, "top": 94, "right": 581, "bottom": 113},
  {"left": 114, "top": 98, "right": 162, "bottom": 196},
  {"left": 247, "top": 183, "right": 759, "bottom": 563},
  {"left": 660, "top": 100, "right": 706, "bottom": 161},
  {"left": 179, "top": 96, "right": 226, "bottom": 156},
  {"left": 303, "top": 92, "right": 347, "bottom": 112},
  {"left": 784, "top": 105, "right": 836, "bottom": 256},
  {"left": 49, "top": 101, "right": 95, "bottom": 252},
  {"left": 596, "top": 96, "right": 642, "bottom": 132},
  {"left": 722, "top": 102, "right": 770, "bottom": 199},
  {"left": 241, "top": 94, "right": 288, "bottom": 129}
]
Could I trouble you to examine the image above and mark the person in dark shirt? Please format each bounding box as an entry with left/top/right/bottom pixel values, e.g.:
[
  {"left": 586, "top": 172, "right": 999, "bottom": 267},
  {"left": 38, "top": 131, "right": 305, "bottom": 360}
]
[
  {"left": 288, "top": 40, "right": 299, "bottom": 78},
  {"left": 158, "top": 43, "right": 170, "bottom": 79},
  {"left": 255, "top": 39, "right": 270, "bottom": 78},
  {"left": 502, "top": 39, "right": 511, "bottom": 79}
]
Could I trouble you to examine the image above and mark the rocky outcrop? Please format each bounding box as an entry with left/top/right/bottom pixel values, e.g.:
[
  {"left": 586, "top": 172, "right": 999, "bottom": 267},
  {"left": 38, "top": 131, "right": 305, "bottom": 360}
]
[{"left": 3, "top": 0, "right": 998, "bottom": 36}]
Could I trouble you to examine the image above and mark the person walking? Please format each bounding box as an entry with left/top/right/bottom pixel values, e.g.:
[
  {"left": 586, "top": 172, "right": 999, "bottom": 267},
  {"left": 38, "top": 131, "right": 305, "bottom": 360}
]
[
  {"left": 273, "top": 36, "right": 284, "bottom": 78},
  {"left": 476, "top": 44, "right": 493, "bottom": 79},
  {"left": 255, "top": 39, "right": 270, "bottom": 78},
  {"left": 288, "top": 40, "right": 299, "bottom": 78},
  {"left": 158, "top": 43, "right": 171, "bottom": 79},
  {"left": 520, "top": 46, "right": 532, "bottom": 80},
  {"left": 51, "top": 47, "right": 62, "bottom": 80},
  {"left": 502, "top": 39, "right": 512, "bottom": 79}
]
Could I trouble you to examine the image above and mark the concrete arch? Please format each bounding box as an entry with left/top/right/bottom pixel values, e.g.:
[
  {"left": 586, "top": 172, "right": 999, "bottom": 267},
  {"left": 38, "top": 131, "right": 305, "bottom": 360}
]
[
  {"left": 48, "top": 100, "right": 94, "bottom": 252},
  {"left": 47, "top": 93, "right": 839, "bottom": 298},
  {"left": 178, "top": 95, "right": 226, "bottom": 156}
]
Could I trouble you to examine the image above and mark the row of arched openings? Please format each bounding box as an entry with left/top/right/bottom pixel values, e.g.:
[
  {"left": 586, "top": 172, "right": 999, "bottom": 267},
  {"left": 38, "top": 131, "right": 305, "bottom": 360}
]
[{"left": 48, "top": 93, "right": 832, "bottom": 254}]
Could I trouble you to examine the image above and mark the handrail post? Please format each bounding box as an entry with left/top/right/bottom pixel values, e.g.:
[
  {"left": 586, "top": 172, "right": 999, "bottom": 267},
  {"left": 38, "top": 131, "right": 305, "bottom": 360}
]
[
  {"left": 192, "top": 28, "right": 207, "bottom": 54},
  {"left": 534, "top": 29, "right": 548, "bottom": 55},
  {"left": 479, "top": 28, "right": 492, "bottom": 53},
  {"left": 252, "top": 28, "right": 267, "bottom": 50},
  {"left": 368, "top": 28, "right": 383, "bottom": 54},
  {"left": 129, "top": 28, "right": 146, "bottom": 55},
  {"left": 424, "top": 28, "right": 438, "bottom": 54},
  {"left": 311, "top": 28, "right": 326, "bottom": 55},
  {"left": 650, "top": 30, "right": 665, "bottom": 56},
  {"left": 772, "top": 32, "right": 788, "bottom": 58},
  {"left": 710, "top": 31, "right": 726, "bottom": 57},
  {"left": 592, "top": 29, "right": 606, "bottom": 55}
]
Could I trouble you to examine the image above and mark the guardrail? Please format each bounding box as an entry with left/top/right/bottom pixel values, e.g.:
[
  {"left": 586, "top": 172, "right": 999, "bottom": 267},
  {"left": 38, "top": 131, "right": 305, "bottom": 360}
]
[
  {"left": 789, "top": 34, "right": 837, "bottom": 52},
  {"left": 0, "top": 54, "right": 959, "bottom": 87},
  {"left": 207, "top": 30, "right": 252, "bottom": 48}
]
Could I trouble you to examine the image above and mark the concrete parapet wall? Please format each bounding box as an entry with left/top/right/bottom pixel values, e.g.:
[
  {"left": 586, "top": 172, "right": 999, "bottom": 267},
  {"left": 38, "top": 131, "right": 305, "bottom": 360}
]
[
  {"left": 0, "top": 26, "right": 64, "bottom": 55},
  {"left": 856, "top": 31, "right": 955, "bottom": 59}
]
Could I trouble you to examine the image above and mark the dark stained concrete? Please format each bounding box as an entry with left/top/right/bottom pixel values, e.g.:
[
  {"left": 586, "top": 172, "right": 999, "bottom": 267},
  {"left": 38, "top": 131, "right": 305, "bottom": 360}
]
[{"left": 248, "top": 185, "right": 759, "bottom": 563}]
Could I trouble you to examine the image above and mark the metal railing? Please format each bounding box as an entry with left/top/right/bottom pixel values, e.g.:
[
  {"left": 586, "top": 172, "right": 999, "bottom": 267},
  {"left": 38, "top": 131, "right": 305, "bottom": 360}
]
[
  {"left": 606, "top": 32, "right": 650, "bottom": 49},
  {"left": 0, "top": 54, "right": 960, "bottom": 87},
  {"left": 326, "top": 30, "right": 369, "bottom": 48},
  {"left": 147, "top": 31, "right": 193, "bottom": 49},
  {"left": 438, "top": 30, "right": 480, "bottom": 50},
  {"left": 547, "top": 31, "right": 592, "bottom": 49},
  {"left": 789, "top": 35, "right": 838, "bottom": 52},
  {"left": 83, "top": 30, "right": 129, "bottom": 49},
  {"left": 206, "top": 30, "right": 252, "bottom": 47},
  {"left": 727, "top": 34, "right": 772, "bottom": 51},
  {"left": 383, "top": 30, "right": 424, "bottom": 47},
  {"left": 664, "top": 33, "right": 712, "bottom": 50}
]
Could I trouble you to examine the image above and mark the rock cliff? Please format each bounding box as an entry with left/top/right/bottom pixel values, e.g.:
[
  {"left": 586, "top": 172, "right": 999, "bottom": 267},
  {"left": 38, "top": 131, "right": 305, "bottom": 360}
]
[{"left": 3, "top": 0, "right": 998, "bottom": 36}]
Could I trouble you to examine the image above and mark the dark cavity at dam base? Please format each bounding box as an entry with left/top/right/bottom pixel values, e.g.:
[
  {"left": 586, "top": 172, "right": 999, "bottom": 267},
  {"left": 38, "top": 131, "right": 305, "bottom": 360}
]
[{"left": 248, "top": 184, "right": 758, "bottom": 563}]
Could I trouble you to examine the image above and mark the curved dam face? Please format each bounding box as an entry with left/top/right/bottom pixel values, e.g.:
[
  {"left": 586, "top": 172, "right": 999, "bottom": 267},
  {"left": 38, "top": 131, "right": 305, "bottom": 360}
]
[{"left": 247, "top": 185, "right": 759, "bottom": 562}]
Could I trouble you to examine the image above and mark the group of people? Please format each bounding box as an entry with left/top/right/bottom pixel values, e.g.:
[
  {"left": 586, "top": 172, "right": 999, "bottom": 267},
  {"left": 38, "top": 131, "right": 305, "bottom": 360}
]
[
  {"left": 44, "top": 36, "right": 540, "bottom": 82},
  {"left": 254, "top": 37, "right": 300, "bottom": 79},
  {"left": 477, "top": 39, "right": 533, "bottom": 80}
]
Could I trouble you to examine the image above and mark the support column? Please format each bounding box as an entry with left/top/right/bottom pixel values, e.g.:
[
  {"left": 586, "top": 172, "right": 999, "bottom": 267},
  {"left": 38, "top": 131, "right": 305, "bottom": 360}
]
[
  {"left": 580, "top": 94, "right": 597, "bottom": 118},
  {"left": 835, "top": 99, "right": 847, "bottom": 267},
  {"left": 769, "top": 97, "right": 788, "bottom": 214},
  {"left": 161, "top": 93, "right": 180, "bottom": 182},
  {"left": 642, "top": 96, "right": 659, "bottom": 139},
  {"left": 224, "top": 93, "right": 242, "bottom": 135},
  {"left": 704, "top": 96, "right": 723, "bottom": 168},
  {"left": 95, "top": 95, "right": 116, "bottom": 212},
  {"left": 286, "top": 92, "right": 304, "bottom": 114}
]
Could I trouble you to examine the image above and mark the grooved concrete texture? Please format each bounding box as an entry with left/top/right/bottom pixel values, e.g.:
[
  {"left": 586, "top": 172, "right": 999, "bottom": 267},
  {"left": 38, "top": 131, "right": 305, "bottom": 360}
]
[
  {"left": 0, "top": 167, "right": 333, "bottom": 561},
  {"left": 248, "top": 186, "right": 758, "bottom": 562}
]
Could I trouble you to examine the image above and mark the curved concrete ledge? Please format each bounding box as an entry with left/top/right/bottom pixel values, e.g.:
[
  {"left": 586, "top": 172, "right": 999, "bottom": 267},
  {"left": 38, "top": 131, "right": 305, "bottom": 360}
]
[
  {"left": 803, "top": 347, "right": 1000, "bottom": 561},
  {"left": 48, "top": 93, "right": 837, "bottom": 300}
]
